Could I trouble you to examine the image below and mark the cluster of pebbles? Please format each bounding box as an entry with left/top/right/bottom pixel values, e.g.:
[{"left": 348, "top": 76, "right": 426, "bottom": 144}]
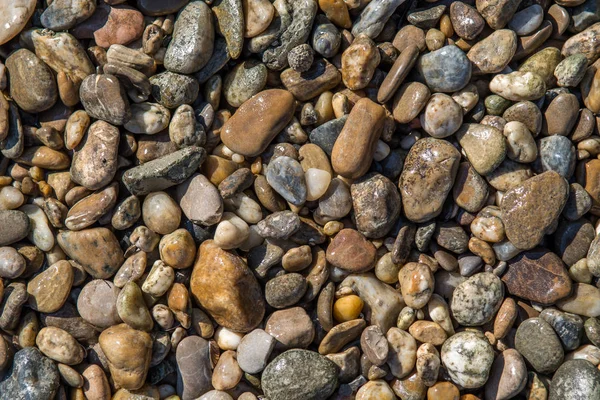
[{"left": 2, "top": 0, "right": 600, "bottom": 399}]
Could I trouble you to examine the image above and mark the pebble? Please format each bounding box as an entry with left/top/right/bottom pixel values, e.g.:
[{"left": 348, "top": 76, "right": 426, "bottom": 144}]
[
  {"left": 557, "top": 283, "right": 600, "bottom": 317},
  {"left": 489, "top": 71, "right": 546, "bottom": 101},
  {"left": 266, "top": 156, "right": 307, "bottom": 206},
  {"left": 312, "top": 16, "right": 341, "bottom": 58},
  {"left": 262, "top": 350, "right": 338, "bottom": 400},
  {"left": 265, "top": 273, "right": 307, "bottom": 308},
  {"left": 450, "top": 2, "right": 485, "bottom": 40},
  {"left": 540, "top": 308, "right": 583, "bottom": 350},
  {"left": 164, "top": 1, "right": 214, "bottom": 74},
  {"left": 356, "top": 380, "right": 396, "bottom": 399},
  {"left": 503, "top": 121, "right": 537, "bottom": 163},
  {"left": 191, "top": 240, "right": 264, "bottom": 332},
  {"left": 351, "top": 173, "right": 401, "bottom": 238},
  {"left": 420, "top": 94, "right": 463, "bottom": 138},
  {"left": 501, "top": 171, "right": 568, "bottom": 250},
  {"left": 468, "top": 30, "right": 517, "bottom": 75},
  {"left": 555, "top": 54, "right": 588, "bottom": 87},
  {"left": 441, "top": 330, "right": 494, "bottom": 388},
  {"left": 41, "top": 0, "right": 96, "bottom": 31},
  {"left": 485, "top": 349, "right": 527, "bottom": 400},
  {"left": 515, "top": 318, "right": 564, "bottom": 374},
  {"left": 237, "top": 329, "right": 275, "bottom": 373},
  {"left": 393, "top": 82, "right": 431, "bottom": 124},
  {"left": 331, "top": 98, "right": 386, "bottom": 179},
  {"left": 508, "top": 5, "right": 543, "bottom": 35},
  {"left": 400, "top": 138, "right": 461, "bottom": 222},
  {"left": 0, "top": 247, "right": 26, "bottom": 279},
  {"left": 503, "top": 249, "right": 572, "bottom": 305},
  {"left": 36, "top": 327, "right": 84, "bottom": 365},
  {"left": 77, "top": 279, "right": 122, "bottom": 328},
  {"left": 0, "top": 348, "right": 60, "bottom": 399},
  {"left": 417, "top": 45, "right": 472, "bottom": 93},
  {"left": 549, "top": 359, "right": 600, "bottom": 400},
  {"left": 27, "top": 260, "right": 73, "bottom": 313},
  {"left": 450, "top": 272, "right": 504, "bottom": 326},
  {"left": 341, "top": 34, "right": 380, "bottom": 90},
  {"left": 57, "top": 228, "right": 124, "bottom": 279},
  {"left": 73, "top": 3, "right": 144, "bottom": 48},
  {"left": 150, "top": 71, "right": 199, "bottom": 109},
  {"left": 456, "top": 123, "right": 506, "bottom": 175},
  {"left": 266, "top": 307, "right": 314, "bottom": 349},
  {"left": 399, "top": 262, "right": 435, "bottom": 309},
  {"left": 326, "top": 228, "right": 376, "bottom": 273},
  {"left": 544, "top": 93, "right": 580, "bottom": 136}
]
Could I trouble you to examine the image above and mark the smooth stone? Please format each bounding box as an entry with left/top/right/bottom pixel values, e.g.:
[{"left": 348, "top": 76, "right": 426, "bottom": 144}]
[
  {"left": 15, "top": 146, "right": 70, "bottom": 170},
  {"left": 456, "top": 123, "right": 506, "bottom": 175},
  {"left": 351, "top": 173, "right": 401, "bottom": 238},
  {"left": 543, "top": 93, "right": 580, "bottom": 136},
  {"left": 0, "top": 247, "right": 25, "bottom": 279},
  {"left": 262, "top": 0, "right": 318, "bottom": 70},
  {"left": 450, "top": 1, "right": 485, "bottom": 40},
  {"left": 0, "top": 0, "right": 36, "bottom": 45},
  {"left": 540, "top": 308, "right": 583, "bottom": 350},
  {"left": 501, "top": 171, "right": 569, "bottom": 249},
  {"left": 399, "top": 262, "right": 435, "bottom": 309},
  {"left": 41, "top": 0, "right": 96, "bottom": 30},
  {"left": 261, "top": 350, "right": 338, "bottom": 400},
  {"left": 265, "top": 273, "right": 307, "bottom": 308},
  {"left": 489, "top": 71, "right": 546, "bottom": 101},
  {"left": 417, "top": 45, "right": 472, "bottom": 93},
  {"left": 116, "top": 282, "right": 153, "bottom": 332},
  {"left": 137, "top": 0, "right": 189, "bottom": 15},
  {"left": 331, "top": 98, "right": 386, "bottom": 179},
  {"left": 318, "top": 0, "right": 350, "bottom": 28},
  {"left": 244, "top": 0, "right": 275, "bottom": 37},
  {"left": 65, "top": 183, "right": 118, "bottom": 231},
  {"left": 562, "top": 22, "right": 600, "bottom": 62},
  {"left": 312, "top": 15, "right": 341, "bottom": 58},
  {"left": 266, "top": 156, "right": 307, "bottom": 206},
  {"left": 309, "top": 115, "right": 347, "bottom": 156},
  {"left": 555, "top": 54, "right": 588, "bottom": 87},
  {"left": 420, "top": 94, "right": 463, "bottom": 138},
  {"left": 77, "top": 279, "right": 121, "bottom": 328},
  {"left": 27, "top": 260, "right": 73, "bottom": 314},
  {"left": 80, "top": 74, "right": 130, "bottom": 125},
  {"left": 70, "top": 120, "right": 120, "bottom": 190},
  {"left": 123, "top": 146, "right": 206, "bottom": 196},
  {"left": 451, "top": 272, "right": 503, "bottom": 326},
  {"left": 175, "top": 336, "right": 212, "bottom": 400},
  {"left": 6, "top": 49, "right": 57, "bottom": 113},
  {"left": 399, "top": 138, "right": 461, "bottom": 222},
  {"left": 57, "top": 228, "right": 124, "bottom": 279},
  {"left": 221, "top": 89, "right": 295, "bottom": 157},
  {"left": 352, "top": 0, "right": 404, "bottom": 39},
  {"left": 484, "top": 349, "right": 527, "bottom": 400},
  {"left": 548, "top": 4, "right": 570, "bottom": 36},
  {"left": 408, "top": 5, "right": 446, "bottom": 28},
  {"left": 476, "top": 0, "right": 521, "bottom": 29},
  {"left": 564, "top": 183, "right": 593, "bottom": 221},
  {"left": 326, "top": 229, "right": 376, "bottom": 273},
  {"left": 503, "top": 249, "right": 572, "bottom": 304},
  {"left": 315, "top": 178, "right": 352, "bottom": 223},
  {"left": 281, "top": 59, "right": 341, "bottom": 101},
  {"left": 265, "top": 307, "right": 315, "bottom": 349},
  {"left": 237, "top": 329, "right": 275, "bottom": 374},
  {"left": 191, "top": 241, "right": 264, "bottom": 332},
  {"left": 124, "top": 103, "right": 170, "bottom": 135},
  {"left": 150, "top": 71, "right": 199, "bottom": 109},
  {"left": 99, "top": 324, "right": 152, "bottom": 390},
  {"left": 467, "top": 30, "right": 517, "bottom": 74},
  {"left": 224, "top": 61, "right": 267, "bottom": 107},
  {"left": 0, "top": 210, "right": 30, "bottom": 246},
  {"left": 513, "top": 21, "right": 553, "bottom": 61},
  {"left": 177, "top": 173, "right": 223, "bottom": 226},
  {"left": 572, "top": 0, "right": 600, "bottom": 32},
  {"left": 341, "top": 34, "right": 380, "bottom": 91},
  {"left": 537, "top": 135, "right": 576, "bottom": 179},
  {"left": 549, "top": 359, "right": 600, "bottom": 400},
  {"left": 557, "top": 283, "right": 600, "bottom": 317},
  {"left": 36, "top": 327, "right": 84, "bottom": 365},
  {"left": 441, "top": 330, "right": 494, "bottom": 388},
  {"left": 503, "top": 100, "right": 542, "bottom": 135},
  {"left": 508, "top": 5, "right": 543, "bottom": 35},
  {"left": 453, "top": 162, "right": 489, "bottom": 212},
  {"left": 0, "top": 348, "right": 59, "bottom": 399},
  {"left": 164, "top": 1, "right": 214, "bottom": 74},
  {"left": 515, "top": 318, "right": 564, "bottom": 374},
  {"left": 393, "top": 82, "right": 431, "bottom": 124},
  {"left": 72, "top": 4, "right": 144, "bottom": 48}
]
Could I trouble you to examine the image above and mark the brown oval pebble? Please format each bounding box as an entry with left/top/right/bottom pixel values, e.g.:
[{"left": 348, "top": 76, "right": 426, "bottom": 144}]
[
  {"left": 326, "top": 229, "right": 377, "bottom": 273},
  {"left": 27, "top": 260, "right": 73, "bottom": 314},
  {"left": 220, "top": 89, "right": 295, "bottom": 157}
]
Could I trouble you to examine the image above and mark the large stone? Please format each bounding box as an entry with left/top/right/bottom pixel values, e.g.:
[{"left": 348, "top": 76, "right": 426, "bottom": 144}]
[
  {"left": 549, "top": 360, "right": 600, "bottom": 400},
  {"left": 190, "top": 240, "right": 265, "bottom": 332},
  {"left": 501, "top": 171, "right": 568, "bottom": 250},
  {"left": 261, "top": 350, "right": 338, "bottom": 400},
  {"left": 176, "top": 336, "right": 212, "bottom": 400},
  {"left": 0, "top": 347, "right": 60, "bottom": 399},
  {"left": 399, "top": 138, "right": 461, "bottom": 223},
  {"left": 515, "top": 318, "right": 564, "bottom": 374},
  {"left": 0, "top": 0, "right": 36, "bottom": 46},
  {"left": 220, "top": 89, "right": 295, "bottom": 157},
  {"left": 441, "top": 330, "right": 494, "bottom": 388}
]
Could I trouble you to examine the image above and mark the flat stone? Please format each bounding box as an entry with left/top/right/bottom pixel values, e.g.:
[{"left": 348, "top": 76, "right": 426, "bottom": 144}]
[
  {"left": 262, "top": 350, "right": 338, "bottom": 400},
  {"left": 537, "top": 135, "right": 576, "bottom": 178},
  {"left": 265, "top": 307, "right": 315, "bottom": 349},
  {"left": 27, "top": 260, "right": 73, "bottom": 314},
  {"left": 72, "top": 3, "right": 144, "bottom": 48},
  {"left": 467, "top": 30, "right": 517, "bottom": 74},
  {"left": 515, "top": 318, "right": 564, "bottom": 374},
  {"left": 213, "top": 0, "right": 244, "bottom": 59},
  {"left": 562, "top": 22, "right": 600, "bottom": 63},
  {"left": 501, "top": 171, "right": 568, "bottom": 250},
  {"left": 266, "top": 156, "right": 307, "bottom": 206},
  {"left": 352, "top": 0, "right": 403, "bottom": 39},
  {"left": 326, "top": 229, "right": 377, "bottom": 273},
  {"left": 176, "top": 173, "right": 223, "bottom": 226},
  {"left": 122, "top": 146, "right": 206, "bottom": 196},
  {"left": 502, "top": 249, "right": 572, "bottom": 305},
  {"left": 176, "top": 336, "right": 212, "bottom": 399},
  {"left": 400, "top": 138, "right": 461, "bottom": 223},
  {"left": 456, "top": 123, "right": 506, "bottom": 176},
  {"left": 236, "top": 329, "right": 276, "bottom": 373},
  {"left": 0, "top": 210, "right": 30, "bottom": 246}
]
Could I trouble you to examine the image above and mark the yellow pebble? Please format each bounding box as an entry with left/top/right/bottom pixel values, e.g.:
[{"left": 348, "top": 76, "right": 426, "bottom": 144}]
[{"left": 333, "top": 295, "right": 364, "bottom": 322}]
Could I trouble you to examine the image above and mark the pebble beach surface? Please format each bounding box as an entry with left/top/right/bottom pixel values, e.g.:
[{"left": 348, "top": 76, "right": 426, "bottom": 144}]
[{"left": 1, "top": 0, "right": 600, "bottom": 399}]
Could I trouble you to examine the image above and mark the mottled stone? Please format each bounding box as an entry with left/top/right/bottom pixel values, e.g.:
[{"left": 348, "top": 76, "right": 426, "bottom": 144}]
[
  {"left": 515, "top": 318, "right": 564, "bottom": 374},
  {"left": 441, "top": 330, "right": 494, "bottom": 388},
  {"left": 450, "top": 272, "right": 504, "bottom": 326},
  {"left": 456, "top": 123, "right": 506, "bottom": 176},
  {"left": 418, "top": 45, "right": 472, "bottom": 92},
  {"left": 351, "top": 173, "right": 401, "bottom": 238},
  {"left": 0, "top": 348, "right": 59, "bottom": 400},
  {"left": 326, "top": 229, "right": 376, "bottom": 273},
  {"left": 549, "top": 360, "right": 600, "bottom": 400},
  {"left": 176, "top": 336, "right": 212, "bottom": 400},
  {"left": 476, "top": 0, "right": 522, "bottom": 29}
]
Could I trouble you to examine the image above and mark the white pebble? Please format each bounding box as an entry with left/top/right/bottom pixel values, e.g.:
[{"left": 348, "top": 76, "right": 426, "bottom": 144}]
[
  {"left": 214, "top": 212, "right": 250, "bottom": 249},
  {"left": 214, "top": 326, "right": 244, "bottom": 351},
  {"left": 373, "top": 140, "right": 391, "bottom": 162},
  {"left": 305, "top": 168, "right": 332, "bottom": 201},
  {"left": 0, "top": 186, "right": 24, "bottom": 210}
]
